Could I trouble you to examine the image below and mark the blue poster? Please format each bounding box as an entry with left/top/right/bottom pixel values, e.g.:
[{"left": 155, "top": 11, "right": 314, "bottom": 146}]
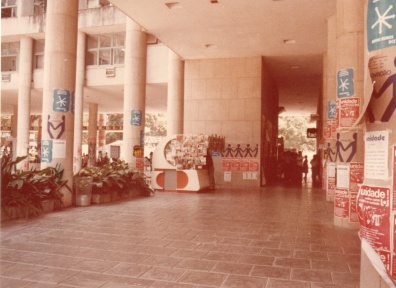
[
  {"left": 53, "top": 89, "right": 70, "bottom": 112},
  {"left": 131, "top": 109, "right": 142, "bottom": 126},
  {"left": 328, "top": 100, "right": 336, "bottom": 119},
  {"left": 41, "top": 140, "right": 53, "bottom": 163},
  {"left": 337, "top": 68, "right": 354, "bottom": 98},
  {"left": 367, "top": 0, "right": 396, "bottom": 51}
]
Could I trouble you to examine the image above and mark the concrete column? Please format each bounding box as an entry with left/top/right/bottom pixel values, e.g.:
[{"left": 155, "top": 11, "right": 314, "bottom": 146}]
[
  {"left": 98, "top": 114, "right": 106, "bottom": 148},
  {"left": 73, "top": 31, "right": 86, "bottom": 174},
  {"left": 333, "top": 0, "right": 364, "bottom": 229},
  {"left": 88, "top": 103, "right": 98, "bottom": 167},
  {"left": 41, "top": 0, "right": 78, "bottom": 207},
  {"left": 122, "top": 17, "right": 147, "bottom": 167},
  {"left": 16, "top": 36, "right": 33, "bottom": 170},
  {"left": 11, "top": 105, "right": 18, "bottom": 139},
  {"left": 324, "top": 15, "right": 337, "bottom": 202},
  {"left": 10, "top": 106, "right": 18, "bottom": 160},
  {"left": 167, "top": 49, "right": 184, "bottom": 136}
]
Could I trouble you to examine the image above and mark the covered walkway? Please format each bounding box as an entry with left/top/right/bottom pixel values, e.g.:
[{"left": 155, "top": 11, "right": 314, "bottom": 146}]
[{"left": 0, "top": 184, "right": 360, "bottom": 287}]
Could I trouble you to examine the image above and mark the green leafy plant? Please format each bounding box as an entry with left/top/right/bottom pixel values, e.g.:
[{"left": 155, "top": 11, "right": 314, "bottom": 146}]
[{"left": 1, "top": 154, "right": 69, "bottom": 220}]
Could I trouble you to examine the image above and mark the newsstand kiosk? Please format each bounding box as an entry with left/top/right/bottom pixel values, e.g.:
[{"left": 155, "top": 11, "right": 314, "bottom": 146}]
[{"left": 151, "top": 134, "right": 210, "bottom": 192}]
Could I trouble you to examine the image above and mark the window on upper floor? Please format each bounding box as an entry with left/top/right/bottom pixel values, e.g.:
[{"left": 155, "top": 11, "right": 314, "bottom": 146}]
[
  {"left": 33, "top": 0, "right": 46, "bottom": 16},
  {"left": 86, "top": 33, "right": 125, "bottom": 66},
  {"left": 1, "top": 42, "right": 19, "bottom": 72},
  {"left": 34, "top": 40, "right": 45, "bottom": 69},
  {"left": 1, "top": 0, "right": 17, "bottom": 18}
]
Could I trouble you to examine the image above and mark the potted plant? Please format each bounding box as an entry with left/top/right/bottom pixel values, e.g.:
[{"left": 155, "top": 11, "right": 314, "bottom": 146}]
[
  {"left": 131, "top": 170, "right": 154, "bottom": 197},
  {"left": 1, "top": 155, "right": 69, "bottom": 220}
]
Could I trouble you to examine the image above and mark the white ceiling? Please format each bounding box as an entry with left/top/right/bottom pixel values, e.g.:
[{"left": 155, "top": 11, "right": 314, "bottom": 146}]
[
  {"left": 110, "top": 0, "right": 336, "bottom": 115},
  {"left": 1, "top": 0, "right": 335, "bottom": 117}
]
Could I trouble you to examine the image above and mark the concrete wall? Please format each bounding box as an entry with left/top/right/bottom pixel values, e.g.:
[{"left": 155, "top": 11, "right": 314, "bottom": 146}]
[{"left": 184, "top": 56, "right": 264, "bottom": 187}]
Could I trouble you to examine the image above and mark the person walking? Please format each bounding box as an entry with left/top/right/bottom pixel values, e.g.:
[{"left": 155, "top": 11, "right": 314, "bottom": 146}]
[
  {"left": 310, "top": 154, "right": 319, "bottom": 184},
  {"left": 302, "top": 155, "right": 308, "bottom": 181},
  {"left": 206, "top": 148, "right": 215, "bottom": 190}
]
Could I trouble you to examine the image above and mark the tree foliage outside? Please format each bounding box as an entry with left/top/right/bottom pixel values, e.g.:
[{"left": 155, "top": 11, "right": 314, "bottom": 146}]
[
  {"left": 103, "top": 113, "right": 167, "bottom": 144},
  {"left": 145, "top": 113, "right": 166, "bottom": 136},
  {"left": 278, "top": 115, "right": 316, "bottom": 153}
]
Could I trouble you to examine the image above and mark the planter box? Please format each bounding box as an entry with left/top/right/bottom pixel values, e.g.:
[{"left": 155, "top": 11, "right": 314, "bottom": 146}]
[
  {"left": 41, "top": 199, "right": 55, "bottom": 213},
  {"left": 111, "top": 191, "right": 120, "bottom": 202},
  {"left": 91, "top": 194, "right": 111, "bottom": 204}
]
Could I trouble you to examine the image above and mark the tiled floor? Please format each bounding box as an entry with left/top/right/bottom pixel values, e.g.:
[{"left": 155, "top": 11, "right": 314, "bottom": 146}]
[{"left": 0, "top": 182, "right": 361, "bottom": 288}]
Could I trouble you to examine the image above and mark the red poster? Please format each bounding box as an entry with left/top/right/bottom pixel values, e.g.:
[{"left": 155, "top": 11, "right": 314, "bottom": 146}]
[
  {"left": 249, "top": 159, "right": 259, "bottom": 172},
  {"left": 350, "top": 162, "right": 364, "bottom": 193},
  {"left": 339, "top": 98, "right": 360, "bottom": 127},
  {"left": 136, "top": 158, "right": 144, "bottom": 170},
  {"left": 349, "top": 192, "right": 358, "bottom": 223},
  {"left": 393, "top": 146, "right": 396, "bottom": 210},
  {"left": 325, "top": 120, "right": 332, "bottom": 139},
  {"left": 357, "top": 185, "right": 391, "bottom": 251},
  {"left": 230, "top": 159, "right": 241, "bottom": 171},
  {"left": 335, "top": 188, "right": 349, "bottom": 218},
  {"left": 240, "top": 159, "right": 249, "bottom": 171},
  {"left": 222, "top": 158, "right": 231, "bottom": 171},
  {"left": 331, "top": 119, "right": 337, "bottom": 139}
]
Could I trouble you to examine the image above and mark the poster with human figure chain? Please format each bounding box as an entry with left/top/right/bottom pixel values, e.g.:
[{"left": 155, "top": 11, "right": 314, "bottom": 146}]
[{"left": 358, "top": 1, "right": 396, "bottom": 285}]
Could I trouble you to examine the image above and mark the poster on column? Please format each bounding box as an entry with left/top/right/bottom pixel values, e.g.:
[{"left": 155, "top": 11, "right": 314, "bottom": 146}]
[
  {"left": 52, "top": 140, "right": 66, "bottom": 158},
  {"left": 339, "top": 98, "right": 360, "bottom": 127},
  {"left": 350, "top": 192, "right": 358, "bottom": 223},
  {"left": 52, "top": 89, "right": 70, "bottom": 112},
  {"left": 336, "top": 165, "right": 350, "bottom": 188},
  {"left": 327, "top": 162, "right": 336, "bottom": 197},
  {"left": 41, "top": 140, "right": 53, "bottom": 163},
  {"left": 350, "top": 162, "right": 364, "bottom": 192},
  {"left": 394, "top": 146, "right": 396, "bottom": 210},
  {"left": 328, "top": 100, "right": 337, "bottom": 119},
  {"left": 364, "top": 130, "right": 389, "bottom": 179},
  {"left": 337, "top": 68, "right": 355, "bottom": 98},
  {"left": 335, "top": 188, "right": 349, "bottom": 218},
  {"left": 357, "top": 185, "right": 391, "bottom": 251},
  {"left": 366, "top": 0, "right": 396, "bottom": 124}
]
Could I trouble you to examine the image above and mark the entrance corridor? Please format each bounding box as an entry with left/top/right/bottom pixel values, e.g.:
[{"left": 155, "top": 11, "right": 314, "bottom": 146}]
[{"left": 0, "top": 184, "right": 361, "bottom": 288}]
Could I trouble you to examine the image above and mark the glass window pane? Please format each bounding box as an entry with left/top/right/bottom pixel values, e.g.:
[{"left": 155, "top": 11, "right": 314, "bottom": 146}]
[
  {"left": 99, "top": 35, "right": 111, "bottom": 48},
  {"left": 86, "top": 50, "right": 98, "bottom": 65},
  {"left": 113, "top": 48, "right": 124, "bottom": 65},
  {"left": 35, "top": 55, "right": 44, "bottom": 69},
  {"left": 87, "top": 35, "right": 98, "bottom": 49},
  {"left": 1, "top": 55, "right": 17, "bottom": 71},
  {"left": 113, "top": 33, "right": 125, "bottom": 47},
  {"left": 9, "top": 42, "right": 19, "bottom": 54},
  {"left": 1, "top": 43, "right": 9, "bottom": 54},
  {"left": 99, "top": 49, "right": 110, "bottom": 65},
  {"left": 35, "top": 40, "right": 44, "bottom": 53},
  {"left": 8, "top": 0, "right": 17, "bottom": 5}
]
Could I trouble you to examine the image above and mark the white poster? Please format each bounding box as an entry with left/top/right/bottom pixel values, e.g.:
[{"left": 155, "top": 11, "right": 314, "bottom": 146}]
[
  {"left": 337, "top": 165, "right": 350, "bottom": 189},
  {"left": 52, "top": 140, "right": 66, "bottom": 158},
  {"left": 364, "top": 131, "right": 389, "bottom": 180}
]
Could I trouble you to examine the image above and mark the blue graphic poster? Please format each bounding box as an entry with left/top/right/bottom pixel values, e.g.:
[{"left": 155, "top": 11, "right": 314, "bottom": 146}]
[
  {"left": 41, "top": 140, "right": 53, "bottom": 163},
  {"left": 337, "top": 68, "right": 354, "bottom": 98},
  {"left": 328, "top": 100, "right": 337, "bottom": 119},
  {"left": 131, "top": 110, "right": 142, "bottom": 126},
  {"left": 53, "top": 89, "right": 70, "bottom": 112},
  {"left": 367, "top": 0, "right": 396, "bottom": 51}
]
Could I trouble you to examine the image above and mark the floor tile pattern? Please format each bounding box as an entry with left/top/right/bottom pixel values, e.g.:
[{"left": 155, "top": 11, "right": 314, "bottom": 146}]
[{"left": 0, "top": 183, "right": 361, "bottom": 287}]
